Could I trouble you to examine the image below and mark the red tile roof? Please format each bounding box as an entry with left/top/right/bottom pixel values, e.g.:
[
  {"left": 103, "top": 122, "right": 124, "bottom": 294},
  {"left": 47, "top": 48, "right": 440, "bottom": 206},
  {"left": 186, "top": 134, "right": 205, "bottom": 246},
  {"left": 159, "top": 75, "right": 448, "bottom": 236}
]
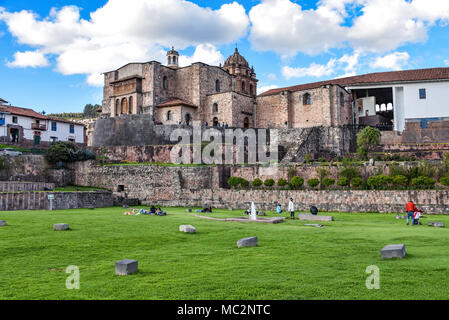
[
  {"left": 157, "top": 98, "right": 198, "bottom": 108},
  {"left": 260, "top": 67, "right": 449, "bottom": 96},
  {"left": 0, "top": 98, "right": 8, "bottom": 104},
  {"left": 0, "top": 105, "right": 85, "bottom": 126},
  {"left": 1, "top": 105, "right": 48, "bottom": 120}
]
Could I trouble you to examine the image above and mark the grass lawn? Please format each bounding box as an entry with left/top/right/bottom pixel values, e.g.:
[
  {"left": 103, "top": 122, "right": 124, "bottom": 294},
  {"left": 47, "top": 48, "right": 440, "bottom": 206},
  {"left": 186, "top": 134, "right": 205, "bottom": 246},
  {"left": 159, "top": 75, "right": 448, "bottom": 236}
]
[{"left": 1, "top": 207, "right": 449, "bottom": 300}]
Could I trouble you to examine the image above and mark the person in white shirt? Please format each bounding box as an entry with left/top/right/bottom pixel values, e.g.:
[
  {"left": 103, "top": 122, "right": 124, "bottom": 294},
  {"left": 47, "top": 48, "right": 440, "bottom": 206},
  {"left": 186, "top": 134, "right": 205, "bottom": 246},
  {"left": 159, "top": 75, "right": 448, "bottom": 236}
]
[
  {"left": 413, "top": 210, "right": 422, "bottom": 225},
  {"left": 288, "top": 198, "right": 295, "bottom": 219}
]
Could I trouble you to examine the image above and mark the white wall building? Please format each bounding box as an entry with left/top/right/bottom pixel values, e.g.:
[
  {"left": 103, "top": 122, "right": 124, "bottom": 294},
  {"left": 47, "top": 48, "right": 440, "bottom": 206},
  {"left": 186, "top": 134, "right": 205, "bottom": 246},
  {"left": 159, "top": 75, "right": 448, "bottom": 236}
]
[{"left": 0, "top": 104, "right": 85, "bottom": 146}]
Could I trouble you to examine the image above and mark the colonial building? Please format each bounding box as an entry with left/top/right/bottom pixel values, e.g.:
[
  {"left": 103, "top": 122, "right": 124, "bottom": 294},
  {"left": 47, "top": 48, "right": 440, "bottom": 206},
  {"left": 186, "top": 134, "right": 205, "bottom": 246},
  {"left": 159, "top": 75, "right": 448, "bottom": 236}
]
[
  {"left": 0, "top": 102, "right": 85, "bottom": 147},
  {"left": 101, "top": 48, "right": 258, "bottom": 128}
]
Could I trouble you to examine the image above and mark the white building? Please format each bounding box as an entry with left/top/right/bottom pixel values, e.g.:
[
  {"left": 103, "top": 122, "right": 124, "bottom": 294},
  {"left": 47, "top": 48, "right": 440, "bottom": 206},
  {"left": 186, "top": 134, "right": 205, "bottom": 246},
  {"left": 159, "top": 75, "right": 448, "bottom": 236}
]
[{"left": 0, "top": 103, "right": 85, "bottom": 146}]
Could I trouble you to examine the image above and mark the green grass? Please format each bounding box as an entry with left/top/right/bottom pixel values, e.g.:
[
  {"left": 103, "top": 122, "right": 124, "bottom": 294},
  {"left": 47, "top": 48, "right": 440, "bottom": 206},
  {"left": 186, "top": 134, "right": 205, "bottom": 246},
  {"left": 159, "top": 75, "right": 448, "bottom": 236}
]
[{"left": 1, "top": 207, "right": 449, "bottom": 300}]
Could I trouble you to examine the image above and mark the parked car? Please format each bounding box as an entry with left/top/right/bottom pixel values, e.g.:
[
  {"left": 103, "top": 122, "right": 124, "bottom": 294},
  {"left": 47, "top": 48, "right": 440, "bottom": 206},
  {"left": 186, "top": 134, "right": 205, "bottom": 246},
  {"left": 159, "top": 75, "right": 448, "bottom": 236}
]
[{"left": 0, "top": 148, "right": 22, "bottom": 156}]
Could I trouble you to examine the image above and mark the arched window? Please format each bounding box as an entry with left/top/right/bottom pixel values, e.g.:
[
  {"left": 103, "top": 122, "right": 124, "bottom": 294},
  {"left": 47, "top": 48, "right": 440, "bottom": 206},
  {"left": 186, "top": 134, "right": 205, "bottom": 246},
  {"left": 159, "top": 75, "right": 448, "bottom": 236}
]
[
  {"left": 167, "top": 110, "right": 172, "bottom": 121},
  {"left": 303, "top": 93, "right": 311, "bottom": 105},
  {"left": 163, "top": 76, "right": 168, "bottom": 90},
  {"left": 115, "top": 99, "right": 120, "bottom": 116},
  {"left": 129, "top": 96, "right": 133, "bottom": 114},
  {"left": 242, "top": 81, "right": 246, "bottom": 92},
  {"left": 121, "top": 98, "right": 128, "bottom": 114},
  {"left": 173, "top": 56, "right": 177, "bottom": 65},
  {"left": 168, "top": 57, "right": 171, "bottom": 65},
  {"left": 213, "top": 103, "right": 218, "bottom": 113},
  {"left": 215, "top": 80, "right": 220, "bottom": 92},
  {"left": 340, "top": 92, "right": 345, "bottom": 107}
]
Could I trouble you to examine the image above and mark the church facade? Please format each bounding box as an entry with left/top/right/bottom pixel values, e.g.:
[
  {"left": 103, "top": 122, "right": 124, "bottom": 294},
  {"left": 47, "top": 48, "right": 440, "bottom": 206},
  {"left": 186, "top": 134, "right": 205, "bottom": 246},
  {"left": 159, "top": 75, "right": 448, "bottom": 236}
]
[{"left": 101, "top": 48, "right": 258, "bottom": 128}]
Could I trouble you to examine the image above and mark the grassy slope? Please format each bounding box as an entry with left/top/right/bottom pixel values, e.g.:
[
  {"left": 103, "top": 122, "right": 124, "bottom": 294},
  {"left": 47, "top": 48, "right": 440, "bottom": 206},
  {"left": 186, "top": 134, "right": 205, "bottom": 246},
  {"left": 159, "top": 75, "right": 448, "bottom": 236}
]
[{"left": 1, "top": 207, "right": 449, "bottom": 300}]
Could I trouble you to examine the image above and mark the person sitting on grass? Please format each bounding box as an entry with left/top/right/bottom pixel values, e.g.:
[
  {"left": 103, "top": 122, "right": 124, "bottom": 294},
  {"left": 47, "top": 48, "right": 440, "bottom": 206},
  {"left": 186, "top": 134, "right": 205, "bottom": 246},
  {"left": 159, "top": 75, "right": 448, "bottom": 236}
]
[
  {"left": 150, "top": 205, "right": 156, "bottom": 214},
  {"left": 155, "top": 208, "right": 167, "bottom": 216},
  {"left": 124, "top": 209, "right": 137, "bottom": 215},
  {"left": 276, "top": 204, "right": 283, "bottom": 214}
]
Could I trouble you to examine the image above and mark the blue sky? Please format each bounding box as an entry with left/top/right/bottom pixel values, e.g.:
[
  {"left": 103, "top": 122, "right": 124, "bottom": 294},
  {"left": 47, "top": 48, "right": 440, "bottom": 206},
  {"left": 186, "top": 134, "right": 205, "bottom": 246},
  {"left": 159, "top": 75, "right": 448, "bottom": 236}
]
[{"left": 0, "top": 0, "right": 448, "bottom": 113}]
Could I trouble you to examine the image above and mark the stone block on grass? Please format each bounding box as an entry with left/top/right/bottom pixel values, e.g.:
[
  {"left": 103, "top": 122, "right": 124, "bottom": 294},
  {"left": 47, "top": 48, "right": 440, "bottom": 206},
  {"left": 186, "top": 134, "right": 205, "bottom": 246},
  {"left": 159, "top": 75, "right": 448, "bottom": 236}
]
[
  {"left": 53, "top": 223, "right": 70, "bottom": 231},
  {"left": 237, "top": 237, "right": 258, "bottom": 248},
  {"left": 179, "top": 225, "right": 197, "bottom": 233},
  {"left": 381, "top": 244, "right": 406, "bottom": 259},
  {"left": 428, "top": 222, "right": 444, "bottom": 227},
  {"left": 115, "top": 259, "right": 138, "bottom": 276},
  {"left": 0, "top": 220, "right": 6, "bottom": 227}
]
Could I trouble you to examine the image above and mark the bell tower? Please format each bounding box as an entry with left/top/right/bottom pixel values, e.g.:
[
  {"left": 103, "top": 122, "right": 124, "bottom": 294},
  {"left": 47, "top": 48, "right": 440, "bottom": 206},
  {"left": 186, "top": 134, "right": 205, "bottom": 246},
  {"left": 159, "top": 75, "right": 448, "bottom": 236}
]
[{"left": 167, "top": 47, "right": 179, "bottom": 69}]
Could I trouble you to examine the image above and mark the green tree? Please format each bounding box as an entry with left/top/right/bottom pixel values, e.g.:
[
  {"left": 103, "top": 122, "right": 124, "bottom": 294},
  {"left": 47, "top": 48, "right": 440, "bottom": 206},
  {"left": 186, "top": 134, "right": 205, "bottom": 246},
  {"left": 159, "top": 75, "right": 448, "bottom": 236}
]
[
  {"left": 83, "top": 104, "right": 101, "bottom": 118},
  {"left": 307, "top": 178, "right": 320, "bottom": 189},
  {"left": 321, "top": 178, "right": 335, "bottom": 189},
  {"left": 277, "top": 178, "right": 288, "bottom": 187},
  {"left": 357, "top": 127, "right": 381, "bottom": 159},
  {"left": 289, "top": 176, "right": 304, "bottom": 189},
  {"left": 264, "top": 179, "right": 275, "bottom": 187},
  {"left": 252, "top": 178, "right": 263, "bottom": 187}
]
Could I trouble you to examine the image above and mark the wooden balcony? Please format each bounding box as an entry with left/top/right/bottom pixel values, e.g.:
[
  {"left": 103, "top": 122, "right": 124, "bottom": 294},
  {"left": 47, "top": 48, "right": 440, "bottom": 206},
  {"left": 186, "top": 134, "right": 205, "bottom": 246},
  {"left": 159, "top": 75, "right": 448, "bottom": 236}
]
[{"left": 31, "top": 123, "right": 47, "bottom": 130}]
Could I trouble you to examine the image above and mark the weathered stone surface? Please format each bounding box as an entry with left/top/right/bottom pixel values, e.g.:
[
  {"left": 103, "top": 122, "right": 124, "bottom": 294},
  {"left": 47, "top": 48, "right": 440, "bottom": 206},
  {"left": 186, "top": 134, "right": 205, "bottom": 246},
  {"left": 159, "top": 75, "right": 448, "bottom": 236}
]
[
  {"left": 115, "top": 259, "right": 138, "bottom": 276},
  {"left": 53, "top": 223, "right": 70, "bottom": 231},
  {"left": 304, "top": 224, "right": 324, "bottom": 228},
  {"left": 257, "top": 211, "right": 266, "bottom": 216},
  {"left": 381, "top": 244, "right": 406, "bottom": 259},
  {"left": 298, "top": 214, "right": 334, "bottom": 222},
  {"left": 0, "top": 220, "right": 6, "bottom": 226},
  {"left": 179, "top": 225, "right": 197, "bottom": 233},
  {"left": 428, "top": 222, "right": 445, "bottom": 227},
  {"left": 237, "top": 237, "right": 258, "bottom": 248}
]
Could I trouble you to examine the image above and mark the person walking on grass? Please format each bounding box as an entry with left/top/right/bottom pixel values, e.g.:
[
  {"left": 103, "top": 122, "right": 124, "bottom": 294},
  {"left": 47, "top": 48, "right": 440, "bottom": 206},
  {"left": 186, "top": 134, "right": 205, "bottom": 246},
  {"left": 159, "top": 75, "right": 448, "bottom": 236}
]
[
  {"left": 406, "top": 200, "right": 418, "bottom": 226},
  {"left": 288, "top": 198, "right": 295, "bottom": 220}
]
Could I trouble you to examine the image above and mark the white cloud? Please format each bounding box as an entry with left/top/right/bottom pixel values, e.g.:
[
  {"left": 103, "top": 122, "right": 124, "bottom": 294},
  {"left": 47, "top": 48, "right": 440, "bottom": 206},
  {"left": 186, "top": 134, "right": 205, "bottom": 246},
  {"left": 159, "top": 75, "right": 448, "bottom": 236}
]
[
  {"left": 249, "top": 0, "right": 449, "bottom": 55},
  {"left": 282, "top": 59, "right": 337, "bottom": 80},
  {"left": 257, "top": 84, "right": 279, "bottom": 95},
  {"left": 0, "top": 0, "right": 249, "bottom": 86},
  {"left": 179, "top": 44, "right": 224, "bottom": 67},
  {"left": 267, "top": 73, "right": 277, "bottom": 80},
  {"left": 444, "top": 59, "right": 449, "bottom": 66},
  {"left": 282, "top": 51, "right": 362, "bottom": 80},
  {"left": 370, "top": 51, "right": 410, "bottom": 70},
  {"left": 7, "top": 50, "right": 50, "bottom": 68}
]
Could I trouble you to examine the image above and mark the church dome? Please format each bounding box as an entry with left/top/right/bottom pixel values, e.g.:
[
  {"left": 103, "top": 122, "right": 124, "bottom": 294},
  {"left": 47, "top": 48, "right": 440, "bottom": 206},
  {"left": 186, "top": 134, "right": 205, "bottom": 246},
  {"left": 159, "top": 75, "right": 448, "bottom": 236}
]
[{"left": 224, "top": 48, "right": 249, "bottom": 68}]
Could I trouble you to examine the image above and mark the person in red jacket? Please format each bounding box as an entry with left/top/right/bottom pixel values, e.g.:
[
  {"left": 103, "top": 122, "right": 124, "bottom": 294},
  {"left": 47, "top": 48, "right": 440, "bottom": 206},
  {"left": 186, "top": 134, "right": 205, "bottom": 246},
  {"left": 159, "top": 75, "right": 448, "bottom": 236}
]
[{"left": 406, "top": 201, "right": 418, "bottom": 226}]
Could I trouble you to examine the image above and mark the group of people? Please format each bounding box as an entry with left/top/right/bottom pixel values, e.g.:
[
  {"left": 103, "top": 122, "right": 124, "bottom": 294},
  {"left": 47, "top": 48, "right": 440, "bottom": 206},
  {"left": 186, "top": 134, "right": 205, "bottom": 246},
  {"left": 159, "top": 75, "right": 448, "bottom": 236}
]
[{"left": 124, "top": 205, "right": 167, "bottom": 216}]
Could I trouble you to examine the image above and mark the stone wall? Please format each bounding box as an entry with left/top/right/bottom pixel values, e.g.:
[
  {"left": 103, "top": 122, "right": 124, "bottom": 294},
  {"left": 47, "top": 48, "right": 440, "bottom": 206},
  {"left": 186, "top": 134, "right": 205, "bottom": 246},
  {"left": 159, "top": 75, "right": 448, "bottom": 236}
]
[
  {"left": 0, "top": 191, "right": 113, "bottom": 211},
  {"left": 0, "top": 155, "right": 74, "bottom": 187},
  {"left": 0, "top": 181, "right": 55, "bottom": 192},
  {"left": 72, "top": 161, "right": 449, "bottom": 214}
]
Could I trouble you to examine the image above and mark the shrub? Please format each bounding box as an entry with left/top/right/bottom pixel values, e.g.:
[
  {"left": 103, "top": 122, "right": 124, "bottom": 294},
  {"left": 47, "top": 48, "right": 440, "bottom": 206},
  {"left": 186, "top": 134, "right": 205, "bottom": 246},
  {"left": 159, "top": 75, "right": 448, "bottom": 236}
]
[
  {"left": 392, "top": 175, "right": 409, "bottom": 188},
  {"left": 440, "top": 176, "right": 449, "bottom": 186},
  {"left": 252, "top": 178, "right": 263, "bottom": 187},
  {"left": 228, "top": 177, "right": 241, "bottom": 188},
  {"left": 411, "top": 176, "right": 436, "bottom": 189},
  {"left": 321, "top": 178, "right": 335, "bottom": 188},
  {"left": 351, "top": 177, "right": 364, "bottom": 188},
  {"left": 367, "top": 175, "right": 392, "bottom": 190},
  {"left": 289, "top": 176, "right": 304, "bottom": 189},
  {"left": 264, "top": 179, "right": 275, "bottom": 187},
  {"left": 339, "top": 167, "right": 361, "bottom": 182},
  {"left": 277, "top": 178, "right": 288, "bottom": 187},
  {"left": 307, "top": 178, "right": 320, "bottom": 188},
  {"left": 45, "top": 141, "right": 77, "bottom": 164},
  {"left": 337, "top": 177, "right": 350, "bottom": 187},
  {"left": 239, "top": 178, "right": 249, "bottom": 188}
]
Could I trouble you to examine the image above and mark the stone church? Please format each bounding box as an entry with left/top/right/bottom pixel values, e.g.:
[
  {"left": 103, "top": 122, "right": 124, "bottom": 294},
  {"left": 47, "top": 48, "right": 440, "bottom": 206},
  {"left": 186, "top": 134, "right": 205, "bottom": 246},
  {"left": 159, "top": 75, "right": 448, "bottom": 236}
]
[{"left": 101, "top": 47, "right": 258, "bottom": 128}]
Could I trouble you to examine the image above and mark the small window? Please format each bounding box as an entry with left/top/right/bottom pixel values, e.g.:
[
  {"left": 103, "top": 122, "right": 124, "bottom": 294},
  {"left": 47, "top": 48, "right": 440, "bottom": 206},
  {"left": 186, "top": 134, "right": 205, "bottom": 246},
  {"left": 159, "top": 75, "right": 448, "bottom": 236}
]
[
  {"left": 163, "top": 76, "right": 168, "bottom": 90},
  {"left": 117, "top": 185, "right": 125, "bottom": 192},
  {"left": 12, "top": 116, "right": 18, "bottom": 124},
  {"left": 167, "top": 110, "right": 172, "bottom": 121},
  {"left": 419, "top": 88, "right": 426, "bottom": 99},
  {"left": 215, "top": 80, "right": 220, "bottom": 92},
  {"left": 69, "top": 124, "right": 75, "bottom": 134},
  {"left": 213, "top": 103, "right": 218, "bottom": 113},
  {"left": 51, "top": 121, "right": 57, "bottom": 131},
  {"left": 50, "top": 137, "right": 58, "bottom": 143},
  {"left": 303, "top": 93, "right": 311, "bottom": 105}
]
